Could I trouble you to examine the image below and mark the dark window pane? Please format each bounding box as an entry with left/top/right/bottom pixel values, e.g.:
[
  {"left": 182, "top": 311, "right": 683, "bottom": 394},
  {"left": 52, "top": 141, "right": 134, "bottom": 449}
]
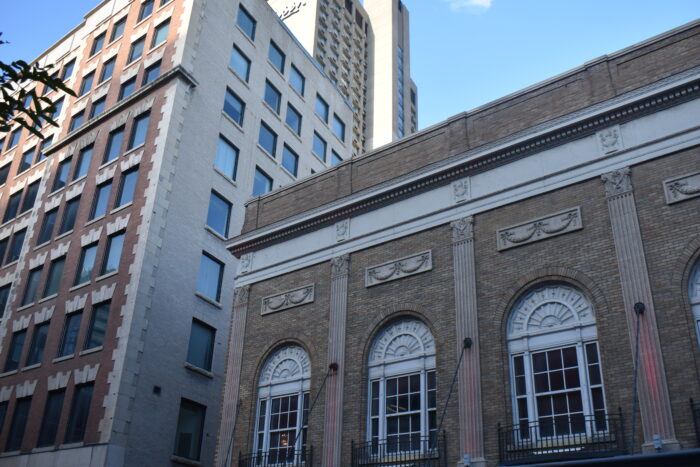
[
  {"left": 74, "top": 244, "right": 98, "bottom": 285},
  {"left": 4, "top": 331, "right": 26, "bottom": 372},
  {"left": 64, "top": 384, "right": 94, "bottom": 443},
  {"left": 43, "top": 257, "right": 65, "bottom": 297},
  {"left": 285, "top": 105, "right": 301, "bottom": 134},
  {"left": 104, "top": 127, "right": 124, "bottom": 163},
  {"left": 0, "top": 285, "right": 11, "bottom": 317},
  {"left": 51, "top": 98, "right": 64, "bottom": 121},
  {"left": 6, "top": 229, "right": 26, "bottom": 264},
  {"left": 90, "top": 33, "right": 105, "bottom": 56},
  {"left": 138, "top": 0, "right": 154, "bottom": 21},
  {"left": 548, "top": 350, "right": 562, "bottom": 369},
  {"left": 206, "top": 192, "right": 231, "bottom": 237},
  {"left": 258, "top": 122, "right": 277, "bottom": 156},
  {"left": 331, "top": 151, "right": 342, "bottom": 166},
  {"left": 532, "top": 352, "right": 547, "bottom": 373},
  {"left": 174, "top": 399, "right": 206, "bottom": 460},
  {"left": 585, "top": 342, "right": 599, "bottom": 364},
  {"left": 230, "top": 46, "right": 250, "bottom": 81},
  {"left": 197, "top": 253, "right": 223, "bottom": 301},
  {"left": 315, "top": 95, "right": 329, "bottom": 122},
  {"left": 69, "top": 112, "right": 84, "bottom": 131},
  {"left": 152, "top": 20, "right": 170, "bottom": 47},
  {"left": 62, "top": 60, "right": 76, "bottom": 81},
  {"left": 312, "top": 132, "right": 326, "bottom": 161},
  {"left": 79, "top": 72, "right": 94, "bottom": 96},
  {"left": 236, "top": 7, "right": 256, "bottom": 40},
  {"left": 0, "top": 164, "right": 10, "bottom": 185},
  {"left": 53, "top": 159, "right": 72, "bottom": 191},
  {"left": 59, "top": 197, "right": 80, "bottom": 234},
  {"left": 268, "top": 42, "right": 285, "bottom": 73},
  {"left": 37, "top": 390, "right": 65, "bottom": 447},
  {"left": 119, "top": 78, "right": 136, "bottom": 101},
  {"left": 116, "top": 168, "right": 138, "bottom": 206},
  {"left": 100, "top": 58, "right": 115, "bottom": 83},
  {"left": 26, "top": 323, "right": 50, "bottom": 366},
  {"left": 2, "top": 193, "right": 21, "bottom": 223},
  {"left": 129, "top": 113, "right": 150, "bottom": 149},
  {"left": 143, "top": 61, "right": 161, "bottom": 84},
  {"left": 74, "top": 146, "right": 93, "bottom": 180},
  {"left": 19, "top": 148, "right": 34, "bottom": 173},
  {"left": 91, "top": 182, "right": 112, "bottom": 220},
  {"left": 21, "top": 267, "right": 42, "bottom": 306},
  {"left": 5, "top": 398, "right": 31, "bottom": 452},
  {"left": 214, "top": 136, "right": 238, "bottom": 180},
  {"left": 20, "top": 181, "right": 40, "bottom": 213},
  {"left": 58, "top": 312, "right": 82, "bottom": 357},
  {"left": 90, "top": 97, "right": 106, "bottom": 118},
  {"left": 128, "top": 37, "right": 145, "bottom": 63},
  {"left": 290, "top": 65, "right": 304, "bottom": 95},
  {"left": 37, "top": 136, "right": 53, "bottom": 162},
  {"left": 282, "top": 145, "right": 298, "bottom": 177},
  {"left": 85, "top": 302, "right": 110, "bottom": 350},
  {"left": 8, "top": 129, "right": 21, "bottom": 148},
  {"left": 223, "top": 90, "right": 245, "bottom": 125},
  {"left": 110, "top": 18, "right": 126, "bottom": 42},
  {"left": 252, "top": 167, "right": 272, "bottom": 197},
  {"left": 186, "top": 320, "right": 215, "bottom": 371},
  {"left": 332, "top": 114, "right": 345, "bottom": 141},
  {"left": 264, "top": 81, "right": 281, "bottom": 113},
  {"left": 101, "top": 233, "right": 125, "bottom": 275}
]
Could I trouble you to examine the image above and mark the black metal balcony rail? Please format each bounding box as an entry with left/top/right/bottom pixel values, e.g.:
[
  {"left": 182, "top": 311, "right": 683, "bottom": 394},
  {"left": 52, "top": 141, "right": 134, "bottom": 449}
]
[
  {"left": 692, "top": 398, "right": 700, "bottom": 447},
  {"left": 351, "top": 433, "right": 447, "bottom": 467},
  {"left": 238, "top": 447, "right": 313, "bottom": 467},
  {"left": 498, "top": 412, "right": 627, "bottom": 465}
]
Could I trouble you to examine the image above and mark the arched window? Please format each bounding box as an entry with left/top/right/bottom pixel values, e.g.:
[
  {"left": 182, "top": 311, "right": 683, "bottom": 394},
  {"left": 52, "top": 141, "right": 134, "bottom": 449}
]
[
  {"left": 690, "top": 260, "right": 700, "bottom": 345},
  {"left": 367, "top": 318, "right": 436, "bottom": 452},
  {"left": 507, "top": 283, "right": 607, "bottom": 438},
  {"left": 254, "top": 345, "right": 310, "bottom": 464}
]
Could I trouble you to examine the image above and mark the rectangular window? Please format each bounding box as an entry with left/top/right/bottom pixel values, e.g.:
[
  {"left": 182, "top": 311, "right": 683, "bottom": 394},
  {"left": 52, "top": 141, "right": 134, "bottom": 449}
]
[
  {"left": 37, "top": 136, "right": 53, "bottom": 162},
  {"left": 230, "top": 46, "right": 250, "bottom": 81},
  {"left": 8, "top": 128, "right": 21, "bottom": 148},
  {"left": 152, "top": 20, "right": 170, "bottom": 48},
  {"left": 315, "top": 95, "right": 329, "bottom": 122},
  {"left": 252, "top": 167, "right": 273, "bottom": 197},
  {"left": 268, "top": 42, "right": 285, "bottom": 73},
  {"left": 43, "top": 257, "right": 65, "bottom": 298},
  {"left": 282, "top": 145, "right": 299, "bottom": 177},
  {"left": 214, "top": 136, "right": 238, "bottom": 180},
  {"left": 206, "top": 192, "right": 231, "bottom": 237},
  {"left": 58, "top": 312, "right": 82, "bottom": 357},
  {"left": 84, "top": 302, "right": 110, "bottom": 350},
  {"left": 258, "top": 122, "right": 277, "bottom": 156},
  {"left": 90, "top": 33, "right": 105, "bottom": 56},
  {"left": 69, "top": 111, "right": 84, "bottom": 132},
  {"left": 79, "top": 72, "right": 94, "bottom": 96},
  {"left": 100, "top": 58, "right": 115, "bottom": 83},
  {"left": 90, "top": 97, "right": 106, "bottom": 119},
  {"left": 332, "top": 114, "right": 346, "bottom": 141},
  {"left": 53, "top": 158, "right": 72, "bottom": 191},
  {"left": 290, "top": 65, "right": 305, "bottom": 96},
  {"left": 331, "top": 150, "right": 343, "bottom": 166},
  {"left": 104, "top": 127, "right": 124, "bottom": 163},
  {"left": 0, "top": 285, "right": 11, "bottom": 317},
  {"left": 101, "top": 232, "right": 125, "bottom": 275},
  {"left": 19, "top": 148, "right": 34, "bottom": 173},
  {"left": 4, "top": 330, "right": 26, "bottom": 372},
  {"left": 5, "top": 397, "right": 31, "bottom": 452},
  {"left": 128, "top": 37, "right": 145, "bottom": 63},
  {"left": 236, "top": 6, "right": 256, "bottom": 40},
  {"left": 20, "top": 181, "right": 40, "bottom": 214},
  {"left": 264, "top": 81, "right": 281, "bottom": 114},
  {"left": 116, "top": 167, "right": 138, "bottom": 207},
  {"left": 58, "top": 197, "right": 80, "bottom": 235},
  {"left": 64, "top": 383, "right": 93, "bottom": 444},
  {"left": 91, "top": 181, "right": 112, "bottom": 220},
  {"left": 186, "top": 319, "right": 215, "bottom": 371},
  {"left": 110, "top": 17, "right": 126, "bottom": 42},
  {"left": 0, "top": 238, "right": 7, "bottom": 264},
  {"left": 51, "top": 98, "right": 64, "bottom": 122},
  {"left": 25, "top": 322, "right": 50, "bottom": 366},
  {"left": 37, "top": 390, "right": 65, "bottom": 447},
  {"left": 21, "top": 267, "right": 42, "bottom": 306},
  {"left": 38, "top": 209, "right": 57, "bottom": 245},
  {"left": 0, "top": 164, "right": 10, "bottom": 185},
  {"left": 174, "top": 399, "right": 206, "bottom": 460},
  {"left": 74, "top": 244, "right": 98, "bottom": 285},
  {"left": 223, "top": 89, "right": 245, "bottom": 126},
  {"left": 119, "top": 77, "right": 136, "bottom": 101},
  {"left": 313, "top": 132, "right": 327, "bottom": 161},
  {"left": 138, "top": 0, "right": 154, "bottom": 21},
  {"left": 62, "top": 60, "right": 75, "bottom": 81},
  {"left": 143, "top": 61, "right": 161, "bottom": 85},
  {"left": 197, "top": 252, "right": 223, "bottom": 302},
  {"left": 128, "top": 112, "right": 150, "bottom": 149},
  {"left": 6, "top": 229, "right": 26, "bottom": 264},
  {"left": 73, "top": 145, "right": 93, "bottom": 180},
  {"left": 285, "top": 104, "right": 302, "bottom": 135}
]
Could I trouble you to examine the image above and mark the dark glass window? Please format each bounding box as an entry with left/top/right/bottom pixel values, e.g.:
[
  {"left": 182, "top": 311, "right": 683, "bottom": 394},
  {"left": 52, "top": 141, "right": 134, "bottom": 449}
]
[
  {"left": 197, "top": 253, "right": 223, "bottom": 302},
  {"left": 223, "top": 90, "right": 245, "bottom": 125},
  {"left": 152, "top": 20, "right": 170, "bottom": 47},
  {"left": 258, "top": 122, "right": 277, "bottom": 156},
  {"left": 186, "top": 320, "right": 215, "bottom": 371},
  {"left": 26, "top": 322, "right": 50, "bottom": 366},
  {"left": 43, "top": 257, "right": 65, "bottom": 298},
  {"left": 285, "top": 104, "right": 302, "bottom": 135},
  {"left": 128, "top": 112, "right": 150, "bottom": 149},
  {"left": 59, "top": 197, "right": 80, "bottom": 234},
  {"left": 99, "top": 57, "right": 115, "bottom": 83},
  {"left": 332, "top": 114, "right": 346, "bottom": 141},
  {"left": 90, "top": 33, "right": 105, "bottom": 56},
  {"left": 4, "top": 330, "right": 26, "bottom": 372},
  {"left": 37, "top": 136, "right": 53, "bottom": 161},
  {"left": 74, "top": 146, "right": 94, "bottom": 180},
  {"left": 20, "top": 267, "right": 42, "bottom": 306},
  {"left": 264, "top": 81, "right": 281, "bottom": 113},
  {"left": 90, "top": 97, "right": 106, "bottom": 119},
  {"left": 5, "top": 397, "right": 31, "bottom": 452},
  {"left": 128, "top": 37, "right": 145, "bottom": 63},
  {"left": 116, "top": 167, "right": 138, "bottom": 207},
  {"left": 104, "top": 127, "right": 124, "bottom": 163},
  {"left": 6, "top": 229, "right": 26, "bottom": 264},
  {"left": 331, "top": 151, "right": 343, "bottom": 166},
  {"left": 282, "top": 145, "right": 299, "bottom": 177},
  {"left": 206, "top": 192, "right": 231, "bottom": 237},
  {"left": 214, "top": 136, "right": 238, "bottom": 180},
  {"left": 53, "top": 158, "right": 72, "bottom": 191},
  {"left": 290, "top": 65, "right": 305, "bottom": 96},
  {"left": 0, "top": 164, "right": 10, "bottom": 185},
  {"left": 8, "top": 128, "right": 21, "bottom": 148},
  {"left": 79, "top": 72, "right": 94, "bottom": 96},
  {"left": 230, "top": 46, "right": 250, "bottom": 81},
  {"left": 0, "top": 239, "right": 7, "bottom": 264},
  {"left": 101, "top": 232, "right": 125, "bottom": 275},
  {"left": 90, "top": 181, "right": 112, "bottom": 220},
  {"left": 268, "top": 42, "right": 285, "bottom": 73},
  {"left": 61, "top": 60, "right": 75, "bottom": 81},
  {"left": 84, "top": 302, "right": 110, "bottom": 350},
  {"left": 37, "top": 390, "right": 65, "bottom": 447},
  {"left": 69, "top": 111, "right": 84, "bottom": 132},
  {"left": 19, "top": 148, "right": 34, "bottom": 173},
  {"left": 110, "top": 17, "right": 126, "bottom": 42},
  {"left": 0, "top": 285, "right": 10, "bottom": 317},
  {"left": 119, "top": 77, "right": 136, "bottom": 101},
  {"left": 143, "top": 61, "right": 161, "bottom": 85},
  {"left": 236, "top": 6, "right": 256, "bottom": 40},
  {"left": 252, "top": 167, "right": 272, "bottom": 197},
  {"left": 20, "top": 181, "right": 40, "bottom": 213},
  {"left": 64, "top": 383, "right": 93, "bottom": 443},
  {"left": 313, "top": 132, "right": 327, "bottom": 161},
  {"left": 138, "top": 0, "right": 154, "bottom": 21},
  {"left": 38, "top": 209, "right": 57, "bottom": 245},
  {"left": 74, "top": 244, "right": 98, "bottom": 285},
  {"left": 174, "top": 399, "right": 206, "bottom": 460},
  {"left": 51, "top": 98, "right": 64, "bottom": 122},
  {"left": 58, "top": 312, "right": 82, "bottom": 357},
  {"left": 315, "top": 95, "right": 329, "bottom": 122}
]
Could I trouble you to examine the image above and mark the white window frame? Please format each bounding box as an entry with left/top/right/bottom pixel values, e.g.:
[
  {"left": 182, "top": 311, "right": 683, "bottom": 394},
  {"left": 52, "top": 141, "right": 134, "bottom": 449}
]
[{"left": 690, "top": 261, "right": 700, "bottom": 347}]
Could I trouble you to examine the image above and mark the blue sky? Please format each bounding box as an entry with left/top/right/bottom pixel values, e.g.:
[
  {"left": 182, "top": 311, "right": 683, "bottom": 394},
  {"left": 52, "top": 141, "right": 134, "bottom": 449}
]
[{"left": 1, "top": 0, "right": 698, "bottom": 128}]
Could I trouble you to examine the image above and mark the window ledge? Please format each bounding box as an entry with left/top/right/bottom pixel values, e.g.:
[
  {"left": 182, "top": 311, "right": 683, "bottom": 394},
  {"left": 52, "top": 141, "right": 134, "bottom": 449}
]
[
  {"left": 79, "top": 346, "right": 103, "bottom": 356},
  {"left": 55, "top": 230, "right": 74, "bottom": 242},
  {"left": 267, "top": 60, "right": 285, "bottom": 79},
  {"left": 262, "top": 102, "right": 282, "bottom": 121},
  {"left": 213, "top": 168, "right": 237, "bottom": 187},
  {"left": 235, "top": 25, "right": 256, "bottom": 48},
  {"left": 171, "top": 455, "right": 201, "bottom": 466},
  {"left": 287, "top": 83, "right": 305, "bottom": 101},
  {"left": 147, "top": 40, "right": 168, "bottom": 56},
  {"left": 0, "top": 370, "right": 18, "bottom": 378},
  {"left": 280, "top": 165, "right": 297, "bottom": 181},
  {"left": 31, "top": 446, "right": 55, "bottom": 453},
  {"left": 331, "top": 132, "right": 346, "bottom": 146},
  {"left": 124, "top": 57, "right": 142, "bottom": 71},
  {"left": 98, "top": 156, "right": 119, "bottom": 171},
  {"left": 184, "top": 362, "right": 214, "bottom": 378},
  {"left": 257, "top": 144, "right": 277, "bottom": 162},
  {"left": 311, "top": 151, "right": 327, "bottom": 166},
  {"left": 38, "top": 294, "right": 58, "bottom": 304},
  {"left": 34, "top": 240, "right": 52, "bottom": 251},
  {"left": 85, "top": 215, "right": 105, "bottom": 227},
  {"left": 47, "top": 186, "right": 66, "bottom": 198},
  {"left": 21, "top": 363, "right": 41, "bottom": 372},
  {"left": 96, "top": 271, "right": 119, "bottom": 282},
  {"left": 69, "top": 281, "right": 91, "bottom": 292},
  {"left": 0, "top": 450, "right": 20, "bottom": 457},
  {"left": 60, "top": 442, "right": 84, "bottom": 449},
  {"left": 95, "top": 77, "right": 113, "bottom": 89},
  {"left": 69, "top": 174, "right": 87, "bottom": 187},
  {"left": 111, "top": 202, "right": 133, "bottom": 215},
  {"left": 284, "top": 124, "right": 302, "bottom": 143},
  {"left": 315, "top": 113, "right": 330, "bottom": 128},
  {"left": 16, "top": 303, "right": 34, "bottom": 312},
  {"left": 204, "top": 225, "right": 227, "bottom": 241},
  {"left": 124, "top": 143, "right": 145, "bottom": 157},
  {"left": 1, "top": 260, "right": 19, "bottom": 270},
  {"left": 194, "top": 292, "right": 222, "bottom": 309},
  {"left": 228, "top": 66, "right": 250, "bottom": 88},
  {"left": 221, "top": 112, "right": 244, "bottom": 133},
  {"left": 53, "top": 354, "right": 74, "bottom": 363}
]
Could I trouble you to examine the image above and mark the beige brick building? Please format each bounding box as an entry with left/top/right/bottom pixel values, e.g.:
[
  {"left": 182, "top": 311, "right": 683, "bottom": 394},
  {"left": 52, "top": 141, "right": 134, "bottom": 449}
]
[{"left": 221, "top": 20, "right": 700, "bottom": 467}]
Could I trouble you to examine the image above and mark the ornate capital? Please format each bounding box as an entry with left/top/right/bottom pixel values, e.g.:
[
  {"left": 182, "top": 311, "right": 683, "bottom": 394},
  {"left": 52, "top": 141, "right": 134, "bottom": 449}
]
[
  {"left": 451, "top": 216, "right": 474, "bottom": 242},
  {"left": 233, "top": 285, "right": 250, "bottom": 307},
  {"left": 331, "top": 254, "right": 350, "bottom": 278},
  {"left": 601, "top": 167, "right": 632, "bottom": 198}
]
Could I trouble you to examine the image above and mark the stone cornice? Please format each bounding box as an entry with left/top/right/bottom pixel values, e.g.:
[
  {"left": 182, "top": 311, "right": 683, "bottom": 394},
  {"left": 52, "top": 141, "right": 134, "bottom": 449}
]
[{"left": 229, "top": 73, "right": 700, "bottom": 257}]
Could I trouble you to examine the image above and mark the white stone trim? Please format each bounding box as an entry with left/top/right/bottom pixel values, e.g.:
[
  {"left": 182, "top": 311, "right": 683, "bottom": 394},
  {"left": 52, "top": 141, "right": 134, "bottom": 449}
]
[
  {"left": 34, "top": 306, "right": 54, "bottom": 324},
  {"left": 664, "top": 170, "right": 700, "bottom": 204},
  {"left": 261, "top": 284, "right": 314, "bottom": 315},
  {"left": 48, "top": 371, "right": 71, "bottom": 391},
  {"left": 92, "top": 283, "right": 116, "bottom": 304},
  {"left": 497, "top": 207, "right": 582, "bottom": 251},
  {"left": 66, "top": 293, "right": 89, "bottom": 314},
  {"left": 12, "top": 316, "right": 31, "bottom": 332},
  {"left": 50, "top": 241, "right": 71, "bottom": 260},
  {"left": 106, "top": 214, "right": 130, "bottom": 235},
  {"left": 0, "top": 386, "right": 12, "bottom": 402},
  {"left": 15, "top": 380, "right": 37, "bottom": 398},
  {"left": 65, "top": 180, "right": 86, "bottom": 201},
  {"left": 81, "top": 227, "right": 103, "bottom": 247},
  {"left": 365, "top": 250, "right": 432, "bottom": 287},
  {"left": 74, "top": 364, "right": 100, "bottom": 384},
  {"left": 28, "top": 252, "right": 49, "bottom": 270}
]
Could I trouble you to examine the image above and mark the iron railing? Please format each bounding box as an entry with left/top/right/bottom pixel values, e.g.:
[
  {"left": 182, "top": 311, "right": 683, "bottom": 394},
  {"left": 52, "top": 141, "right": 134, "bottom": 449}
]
[
  {"left": 692, "top": 398, "right": 700, "bottom": 447},
  {"left": 351, "top": 433, "right": 447, "bottom": 467},
  {"left": 498, "top": 412, "right": 626, "bottom": 465},
  {"left": 238, "top": 447, "right": 313, "bottom": 467}
]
